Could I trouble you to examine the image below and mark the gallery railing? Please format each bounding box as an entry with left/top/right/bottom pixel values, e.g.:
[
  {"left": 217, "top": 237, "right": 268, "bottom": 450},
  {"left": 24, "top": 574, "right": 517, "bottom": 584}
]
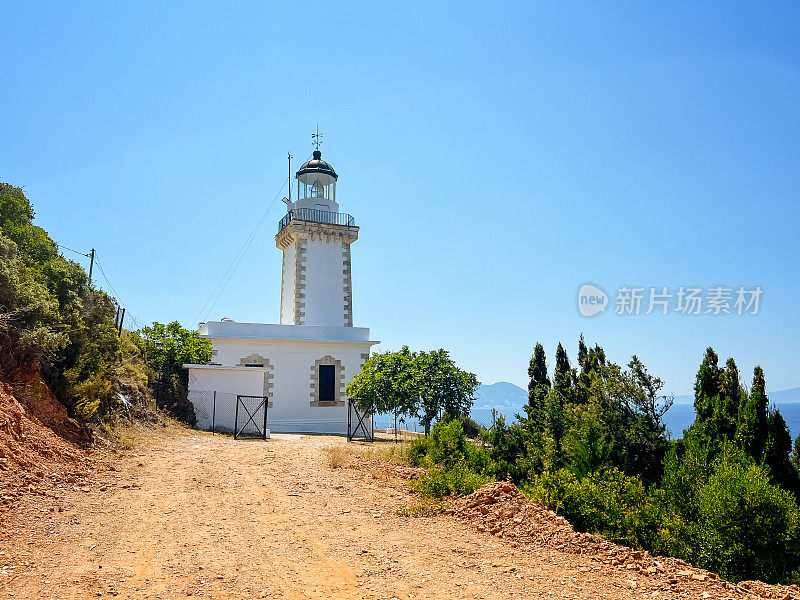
[{"left": 278, "top": 208, "right": 356, "bottom": 232}]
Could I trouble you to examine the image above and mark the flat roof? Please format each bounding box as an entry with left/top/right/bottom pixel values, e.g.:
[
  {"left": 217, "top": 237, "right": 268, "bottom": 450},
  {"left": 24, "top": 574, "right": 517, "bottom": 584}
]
[{"left": 198, "top": 320, "right": 379, "bottom": 345}]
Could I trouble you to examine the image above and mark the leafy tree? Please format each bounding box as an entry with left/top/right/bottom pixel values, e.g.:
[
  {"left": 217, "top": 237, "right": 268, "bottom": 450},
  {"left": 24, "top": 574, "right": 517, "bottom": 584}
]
[
  {"left": 347, "top": 347, "right": 419, "bottom": 432},
  {"left": 684, "top": 350, "right": 744, "bottom": 463},
  {"left": 416, "top": 349, "right": 479, "bottom": 434},
  {"left": 131, "top": 321, "right": 211, "bottom": 423},
  {"left": 348, "top": 347, "right": 478, "bottom": 436},
  {"left": 0, "top": 181, "right": 140, "bottom": 421},
  {"left": 617, "top": 356, "right": 673, "bottom": 485},
  {"left": 0, "top": 234, "right": 66, "bottom": 375}
]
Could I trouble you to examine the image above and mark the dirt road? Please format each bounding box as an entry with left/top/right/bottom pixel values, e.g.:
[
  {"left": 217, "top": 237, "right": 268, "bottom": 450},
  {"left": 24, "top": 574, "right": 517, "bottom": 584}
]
[{"left": 0, "top": 427, "right": 781, "bottom": 599}]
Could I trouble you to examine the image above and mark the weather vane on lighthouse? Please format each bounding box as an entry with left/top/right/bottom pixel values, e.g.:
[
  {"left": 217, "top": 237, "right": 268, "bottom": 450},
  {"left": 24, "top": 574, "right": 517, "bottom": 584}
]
[{"left": 312, "top": 124, "right": 323, "bottom": 150}]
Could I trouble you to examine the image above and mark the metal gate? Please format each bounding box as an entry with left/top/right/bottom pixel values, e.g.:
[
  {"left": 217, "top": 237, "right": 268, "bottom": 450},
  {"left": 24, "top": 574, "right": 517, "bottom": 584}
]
[
  {"left": 348, "top": 399, "right": 374, "bottom": 442},
  {"left": 234, "top": 395, "right": 269, "bottom": 440}
]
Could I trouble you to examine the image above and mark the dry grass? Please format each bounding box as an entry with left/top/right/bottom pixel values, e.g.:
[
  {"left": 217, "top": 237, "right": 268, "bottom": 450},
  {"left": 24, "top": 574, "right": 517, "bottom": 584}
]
[
  {"left": 346, "top": 439, "right": 414, "bottom": 465},
  {"left": 323, "top": 445, "right": 350, "bottom": 469},
  {"left": 322, "top": 436, "right": 417, "bottom": 471}
]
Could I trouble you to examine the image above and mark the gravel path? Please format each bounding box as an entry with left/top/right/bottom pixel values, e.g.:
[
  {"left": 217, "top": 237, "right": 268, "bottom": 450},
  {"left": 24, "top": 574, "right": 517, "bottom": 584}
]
[{"left": 0, "top": 426, "right": 793, "bottom": 599}]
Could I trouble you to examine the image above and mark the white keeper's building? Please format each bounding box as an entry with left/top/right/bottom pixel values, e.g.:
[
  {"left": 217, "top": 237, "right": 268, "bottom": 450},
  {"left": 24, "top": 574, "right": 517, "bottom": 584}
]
[{"left": 184, "top": 148, "right": 379, "bottom": 434}]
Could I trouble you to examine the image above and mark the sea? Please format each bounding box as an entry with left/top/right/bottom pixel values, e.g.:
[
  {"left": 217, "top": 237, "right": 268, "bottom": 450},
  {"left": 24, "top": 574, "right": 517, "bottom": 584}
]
[
  {"left": 373, "top": 402, "right": 800, "bottom": 441},
  {"left": 661, "top": 402, "right": 800, "bottom": 441}
]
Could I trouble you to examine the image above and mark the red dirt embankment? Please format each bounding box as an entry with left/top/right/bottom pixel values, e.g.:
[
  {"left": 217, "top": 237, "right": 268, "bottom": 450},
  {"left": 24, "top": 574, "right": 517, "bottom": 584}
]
[{"left": 0, "top": 366, "right": 93, "bottom": 510}]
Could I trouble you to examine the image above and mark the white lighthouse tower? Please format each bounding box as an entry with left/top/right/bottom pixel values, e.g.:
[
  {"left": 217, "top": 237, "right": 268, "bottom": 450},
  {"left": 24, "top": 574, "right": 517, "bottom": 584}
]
[
  {"left": 184, "top": 139, "right": 378, "bottom": 435},
  {"left": 277, "top": 149, "right": 357, "bottom": 327}
]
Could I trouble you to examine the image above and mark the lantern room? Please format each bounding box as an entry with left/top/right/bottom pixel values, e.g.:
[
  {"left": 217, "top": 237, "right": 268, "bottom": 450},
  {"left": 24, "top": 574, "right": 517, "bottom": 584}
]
[{"left": 295, "top": 150, "right": 338, "bottom": 205}]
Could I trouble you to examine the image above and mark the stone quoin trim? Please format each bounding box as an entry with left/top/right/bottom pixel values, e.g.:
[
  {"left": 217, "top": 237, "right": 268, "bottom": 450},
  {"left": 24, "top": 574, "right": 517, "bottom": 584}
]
[
  {"left": 279, "top": 250, "right": 286, "bottom": 320},
  {"left": 309, "top": 355, "right": 345, "bottom": 407},
  {"left": 293, "top": 239, "right": 307, "bottom": 325},
  {"left": 237, "top": 354, "right": 274, "bottom": 407},
  {"left": 342, "top": 243, "right": 353, "bottom": 326}
]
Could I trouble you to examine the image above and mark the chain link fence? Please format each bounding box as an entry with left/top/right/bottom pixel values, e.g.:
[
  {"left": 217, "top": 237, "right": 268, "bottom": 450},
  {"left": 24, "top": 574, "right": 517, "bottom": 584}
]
[
  {"left": 189, "top": 390, "right": 239, "bottom": 434},
  {"left": 189, "top": 389, "right": 520, "bottom": 436},
  {"left": 372, "top": 407, "right": 520, "bottom": 433}
]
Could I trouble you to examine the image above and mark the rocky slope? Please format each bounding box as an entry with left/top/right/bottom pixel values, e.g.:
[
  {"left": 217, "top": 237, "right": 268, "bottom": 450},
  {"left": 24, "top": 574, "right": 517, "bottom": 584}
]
[{"left": 449, "top": 481, "right": 800, "bottom": 599}]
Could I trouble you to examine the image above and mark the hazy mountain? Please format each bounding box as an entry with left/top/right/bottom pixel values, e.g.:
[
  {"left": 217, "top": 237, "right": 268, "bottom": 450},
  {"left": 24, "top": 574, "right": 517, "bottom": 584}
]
[{"left": 474, "top": 382, "right": 528, "bottom": 411}]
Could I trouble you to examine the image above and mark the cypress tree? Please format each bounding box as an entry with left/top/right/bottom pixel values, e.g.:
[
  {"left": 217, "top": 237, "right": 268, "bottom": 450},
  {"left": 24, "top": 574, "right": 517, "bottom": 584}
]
[
  {"left": 554, "top": 342, "right": 572, "bottom": 396},
  {"left": 716, "top": 358, "right": 740, "bottom": 441},
  {"left": 694, "top": 348, "right": 721, "bottom": 423},
  {"left": 738, "top": 366, "right": 770, "bottom": 461},
  {"left": 577, "top": 334, "right": 588, "bottom": 370},
  {"left": 763, "top": 408, "right": 800, "bottom": 497},
  {"left": 527, "top": 342, "right": 550, "bottom": 396}
]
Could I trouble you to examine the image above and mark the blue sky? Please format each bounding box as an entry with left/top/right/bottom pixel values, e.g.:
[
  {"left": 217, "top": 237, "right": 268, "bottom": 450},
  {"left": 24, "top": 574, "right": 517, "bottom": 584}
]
[{"left": 2, "top": 2, "right": 799, "bottom": 395}]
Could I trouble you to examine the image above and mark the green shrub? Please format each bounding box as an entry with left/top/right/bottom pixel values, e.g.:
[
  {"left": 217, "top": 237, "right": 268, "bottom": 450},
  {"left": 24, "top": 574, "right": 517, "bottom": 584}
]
[
  {"left": 525, "top": 467, "right": 659, "bottom": 549},
  {"left": 409, "top": 420, "right": 491, "bottom": 499},
  {"left": 408, "top": 437, "right": 430, "bottom": 467},
  {"left": 656, "top": 445, "right": 800, "bottom": 583},
  {"left": 428, "top": 419, "right": 470, "bottom": 467},
  {"left": 414, "top": 461, "right": 490, "bottom": 499},
  {"left": 457, "top": 415, "right": 485, "bottom": 439},
  {"left": 482, "top": 416, "right": 527, "bottom": 483}
]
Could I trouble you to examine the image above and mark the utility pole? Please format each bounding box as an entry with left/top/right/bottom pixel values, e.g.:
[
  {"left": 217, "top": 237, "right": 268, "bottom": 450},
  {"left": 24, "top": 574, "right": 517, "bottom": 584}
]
[
  {"left": 88, "top": 249, "right": 95, "bottom": 286},
  {"left": 118, "top": 307, "right": 125, "bottom": 337},
  {"left": 288, "top": 152, "right": 292, "bottom": 201}
]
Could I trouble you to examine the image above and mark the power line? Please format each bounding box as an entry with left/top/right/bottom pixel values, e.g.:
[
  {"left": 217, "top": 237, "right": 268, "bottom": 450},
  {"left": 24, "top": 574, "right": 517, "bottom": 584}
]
[
  {"left": 193, "top": 158, "right": 308, "bottom": 325},
  {"left": 56, "top": 243, "right": 91, "bottom": 258},
  {"left": 94, "top": 259, "right": 144, "bottom": 330},
  {"left": 55, "top": 241, "right": 145, "bottom": 332}
]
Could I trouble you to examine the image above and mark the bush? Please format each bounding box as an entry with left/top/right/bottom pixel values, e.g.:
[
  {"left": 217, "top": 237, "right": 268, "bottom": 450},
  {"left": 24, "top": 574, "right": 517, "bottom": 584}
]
[
  {"left": 409, "top": 420, "right": 491, "bottom": 499},
  {"left": 483, "top": 416, "right": 527, "bottom": 483},
  {"left": 414, "top": 462, "right": 490, "bottom": 499},
  {"left": 525, "top": 467, "right": 660, "bottom": 550},
  {"left": 656, "top": 444, "right": 800, "bottom": 583},
  {"left": 408, "top": 437, "right": 430, "bottom": 467},
  {"left": 458, "top": 415, "right": 485, "bottom": 439}
]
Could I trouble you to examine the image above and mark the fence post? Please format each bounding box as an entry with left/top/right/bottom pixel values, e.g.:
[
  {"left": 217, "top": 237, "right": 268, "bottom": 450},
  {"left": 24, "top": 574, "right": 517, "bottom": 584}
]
[
  {"left": 262, "top": 396, "right": 268, "bottom": 440},
  {"left": 212, "top": 391, "right": 216, "bottom": 435},
  {"left": 234, "top": 395, "right": 240, "bottom": 440}
]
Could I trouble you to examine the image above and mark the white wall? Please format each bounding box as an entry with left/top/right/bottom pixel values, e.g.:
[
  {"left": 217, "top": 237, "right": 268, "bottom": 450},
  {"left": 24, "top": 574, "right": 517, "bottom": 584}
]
[
  {"left": 187, "top": 338, "right": 373, "bottom": 435},
  {"left": 303, "top": 238, "right": 346, "bottom": 327},
  {"left": 187, "top": 367, "right": 265, "bottom": 432}
]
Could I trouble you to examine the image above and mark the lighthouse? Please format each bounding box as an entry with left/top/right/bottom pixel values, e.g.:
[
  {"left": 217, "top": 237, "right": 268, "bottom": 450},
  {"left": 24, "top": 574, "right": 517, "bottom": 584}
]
[
  {"left": 277, "top": 149, "right": 358, "bottom": 327},
  {"left": 184, "top": 139, "right": 379, "bottom": 436}
]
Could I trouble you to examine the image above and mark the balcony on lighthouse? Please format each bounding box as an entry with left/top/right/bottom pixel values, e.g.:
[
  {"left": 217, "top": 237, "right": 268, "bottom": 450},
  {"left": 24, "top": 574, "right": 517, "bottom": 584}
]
[{"left": 279, "top": 149, "right": 355, "bottom": 232}]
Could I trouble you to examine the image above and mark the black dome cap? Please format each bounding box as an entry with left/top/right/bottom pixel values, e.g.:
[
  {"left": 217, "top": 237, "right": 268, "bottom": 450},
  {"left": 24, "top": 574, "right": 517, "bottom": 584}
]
[{"left": 296, "top": 150, "right": 338, "bottom": 181}]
